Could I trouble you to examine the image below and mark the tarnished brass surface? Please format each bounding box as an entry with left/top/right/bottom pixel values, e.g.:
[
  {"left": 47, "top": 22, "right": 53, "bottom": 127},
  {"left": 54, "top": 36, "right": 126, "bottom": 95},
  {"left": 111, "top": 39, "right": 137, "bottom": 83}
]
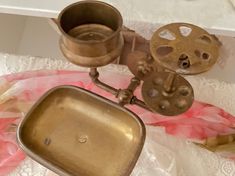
[
  {"left": 58, "top": 1, "right": 123, "bottom": 67},
  {"left": 204, "top": 134, "right": 235, "bottom": 149},
  {"left": 89, "top": 68, "right": 118, "bottom": 95},
  {"left": 150, "top": 23, "right": 220, "bottom": 75},
  {"left": 17, "top": 86, "right": 145, "bottom": 176},
  {"left": 196, "top": 134, "right": 235, "bottom": 156},
  {"left": 126, "top": 51, "right": 158, "bottom": 80},
  {"left": 215, "top": 143, "right": 235, "bottom": 154},
  {"left": 197, "top": 134, "right": 235, "bottom": 152},
  {"left": 142, "top": 72, "right": 194, "bottom": 116},
  {"left": 117, "top": 77, "right": 141, "bottom": 106},
  {"left": 119, "top": 27, "right": 149, "bottom": 65}
]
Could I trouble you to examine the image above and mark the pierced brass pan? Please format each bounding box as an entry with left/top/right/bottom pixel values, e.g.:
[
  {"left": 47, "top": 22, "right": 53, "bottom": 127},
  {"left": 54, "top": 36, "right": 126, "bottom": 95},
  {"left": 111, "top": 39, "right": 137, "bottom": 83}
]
[
  {"left": 17, "top": 86, "right": 145, "bottom": 176},
  {"left": 142, "top": 72, "right": 194, "bottom": 116},
  {"left": 150, "top": 23, "right": 220, "bottom": 75}
]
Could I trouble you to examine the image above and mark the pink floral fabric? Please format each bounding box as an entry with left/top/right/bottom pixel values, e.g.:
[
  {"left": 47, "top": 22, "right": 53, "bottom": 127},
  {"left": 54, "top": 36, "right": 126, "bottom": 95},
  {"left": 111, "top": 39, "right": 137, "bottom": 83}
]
[
  {"left": 0, "top": 70, "right": 235, "bottom": 175},
  {"left": 0, "top": 118, "right": 25, "bottom": 175}
]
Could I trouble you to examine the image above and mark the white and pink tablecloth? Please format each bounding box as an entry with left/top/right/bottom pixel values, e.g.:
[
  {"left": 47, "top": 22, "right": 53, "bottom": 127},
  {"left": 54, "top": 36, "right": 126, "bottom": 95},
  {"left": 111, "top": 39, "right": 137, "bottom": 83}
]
[{"left": 0, "top": 52, "right": 234, "bottom": 176}]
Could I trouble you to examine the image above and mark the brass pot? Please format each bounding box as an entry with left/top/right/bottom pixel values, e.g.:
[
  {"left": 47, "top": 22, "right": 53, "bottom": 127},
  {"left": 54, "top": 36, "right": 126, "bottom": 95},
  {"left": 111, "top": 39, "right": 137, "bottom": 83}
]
[{"left": 58, "top": 0, "right": 124, "bottom": 67}]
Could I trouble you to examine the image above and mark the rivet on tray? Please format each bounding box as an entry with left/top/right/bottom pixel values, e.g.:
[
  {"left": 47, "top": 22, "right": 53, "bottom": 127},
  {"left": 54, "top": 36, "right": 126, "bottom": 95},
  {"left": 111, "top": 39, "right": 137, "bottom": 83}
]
[
  {"left": 44, "top": 138, "right": 52, "bottom": 146},
  {"left": 78, "top": 135, "right": 88, "bottom": 144}
]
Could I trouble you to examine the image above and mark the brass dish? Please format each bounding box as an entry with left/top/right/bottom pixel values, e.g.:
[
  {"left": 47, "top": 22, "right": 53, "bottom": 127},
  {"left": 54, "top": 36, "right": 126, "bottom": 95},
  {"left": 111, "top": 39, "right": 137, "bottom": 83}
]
[{"left": 17, "top": 86, "right": 145, "bottom": 176}]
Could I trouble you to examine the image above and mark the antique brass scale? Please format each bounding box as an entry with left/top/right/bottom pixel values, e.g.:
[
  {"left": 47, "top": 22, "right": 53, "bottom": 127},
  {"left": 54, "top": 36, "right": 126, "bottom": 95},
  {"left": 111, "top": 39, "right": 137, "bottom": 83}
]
[{"left": 17, "top": 1, "right": 221, "bottom": 176}]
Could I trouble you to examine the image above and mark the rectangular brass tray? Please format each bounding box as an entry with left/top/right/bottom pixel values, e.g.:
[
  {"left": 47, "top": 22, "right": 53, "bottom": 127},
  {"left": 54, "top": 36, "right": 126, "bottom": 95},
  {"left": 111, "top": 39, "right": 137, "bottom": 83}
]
[{"left": 17, "top": 86, "right": 145, "bottom": 176}]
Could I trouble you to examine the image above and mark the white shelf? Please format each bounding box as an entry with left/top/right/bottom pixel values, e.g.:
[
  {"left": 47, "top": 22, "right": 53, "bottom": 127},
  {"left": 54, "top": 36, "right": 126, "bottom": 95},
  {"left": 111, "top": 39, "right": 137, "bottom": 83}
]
[
  {"left": 0, "top": 0, "right": 76, "bottom": 18},
  {"left": 0, "top": 0, "right": 235, "bottom": 37}
]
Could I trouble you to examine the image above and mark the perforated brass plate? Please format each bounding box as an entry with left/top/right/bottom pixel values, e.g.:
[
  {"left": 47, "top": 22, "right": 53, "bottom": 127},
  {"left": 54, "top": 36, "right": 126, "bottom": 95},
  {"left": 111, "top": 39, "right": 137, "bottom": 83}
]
[
  {"left": 17, "top": 86, "right": 145, "bottom": 176},
  {"left": 150, "top": 23, "right": 220, "bottom": 75},
  {"left": 142, "top": 72, "right": 194, "bottom": 116}
]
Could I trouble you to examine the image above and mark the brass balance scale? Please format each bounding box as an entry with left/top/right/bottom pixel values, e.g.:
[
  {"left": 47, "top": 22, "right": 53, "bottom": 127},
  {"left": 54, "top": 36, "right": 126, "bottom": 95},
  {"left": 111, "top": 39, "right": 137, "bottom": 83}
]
[{"left": 17, "top": 1, "right": 221, "bottom": 176}]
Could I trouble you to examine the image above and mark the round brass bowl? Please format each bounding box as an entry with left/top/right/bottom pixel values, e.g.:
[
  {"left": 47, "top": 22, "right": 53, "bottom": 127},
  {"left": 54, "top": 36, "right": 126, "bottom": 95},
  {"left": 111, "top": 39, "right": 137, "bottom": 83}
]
[{"left": 58, "top": 1, "right": 124, "bottom": 67}]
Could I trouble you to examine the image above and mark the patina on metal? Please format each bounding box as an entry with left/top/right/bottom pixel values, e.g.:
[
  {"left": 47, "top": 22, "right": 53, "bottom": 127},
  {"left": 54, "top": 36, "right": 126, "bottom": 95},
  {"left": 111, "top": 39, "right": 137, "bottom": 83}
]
[
  {"left": 17, "top": 86, "right": 146, "bottom": 176},
  {"left": 126, "top": 51, "right": 157, "bottom": 80},
  {"left": 150, "top": 23, "right": 220, "bottom": 75},
  {"left": 85, "top": 22, "right": 221, "bottom": 116},
  {"left": 58, "top": 1, "right": 123, "bottom": 67},
  {"left": 56, "top": 0, "right": 213, "bottom": 117},
  {"left": 196, "top": 134, "right": 235, "bottom": 155},
  {"left": 141, "top": 72, "right": 194, "bottom": 116}
]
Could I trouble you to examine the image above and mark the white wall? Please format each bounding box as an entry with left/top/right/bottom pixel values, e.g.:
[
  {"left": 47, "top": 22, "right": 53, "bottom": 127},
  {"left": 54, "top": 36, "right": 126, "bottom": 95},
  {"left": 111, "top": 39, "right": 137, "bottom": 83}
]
[
  {"left": 0, "top": 13, "right": 26, "bottom": 53},
  {"left": 17, "top": 16, "right": 65, "bottom": 60}
]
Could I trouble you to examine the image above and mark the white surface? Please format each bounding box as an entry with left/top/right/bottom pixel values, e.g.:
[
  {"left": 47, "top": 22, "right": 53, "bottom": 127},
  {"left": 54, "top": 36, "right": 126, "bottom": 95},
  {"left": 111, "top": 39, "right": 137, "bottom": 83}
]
[
  {"left": 0, "top": 14, "right": 26, "bottom": 53},
  {"left": 0, "top": 13, "right": 65, "bottom": 59},
  {"left": 17, "top": 17, "right": 65, "bottom": 59},
  {"left": 0, "top": 0, "right": 235, "bottom": 38},
  {"left": 0, "top": 0, "right": 79, "bottom": 18},
  {"left": 1, "top": 53, "right": 235, "bottom": 176},
  {"left": 202, "top": 36, "right": 235, "bottom": 83}
]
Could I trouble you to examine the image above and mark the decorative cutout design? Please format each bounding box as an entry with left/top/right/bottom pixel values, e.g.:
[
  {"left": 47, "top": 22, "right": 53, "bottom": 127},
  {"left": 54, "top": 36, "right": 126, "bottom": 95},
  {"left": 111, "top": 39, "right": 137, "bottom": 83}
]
[
  {"left": 156, "top": 46, "right": 174, "bottom": 56},
  {"left": 179, "top": 26, "right": 192, "bottom": 37},
  {"left": 159, "top": 30, "right": 176, "bottom": 40}
]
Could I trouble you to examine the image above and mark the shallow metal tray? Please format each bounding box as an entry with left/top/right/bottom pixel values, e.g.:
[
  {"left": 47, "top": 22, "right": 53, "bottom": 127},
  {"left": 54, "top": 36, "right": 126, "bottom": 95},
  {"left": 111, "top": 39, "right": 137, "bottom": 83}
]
[{"left": 17, "top": 86, "right": 145, "bottom": 176}]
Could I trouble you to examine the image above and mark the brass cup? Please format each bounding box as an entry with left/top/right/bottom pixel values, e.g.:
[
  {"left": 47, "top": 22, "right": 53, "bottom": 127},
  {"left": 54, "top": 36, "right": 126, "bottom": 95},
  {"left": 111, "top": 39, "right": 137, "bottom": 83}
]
[{"left": 58, "top": 1, "right": 124, "bottom": 67}]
